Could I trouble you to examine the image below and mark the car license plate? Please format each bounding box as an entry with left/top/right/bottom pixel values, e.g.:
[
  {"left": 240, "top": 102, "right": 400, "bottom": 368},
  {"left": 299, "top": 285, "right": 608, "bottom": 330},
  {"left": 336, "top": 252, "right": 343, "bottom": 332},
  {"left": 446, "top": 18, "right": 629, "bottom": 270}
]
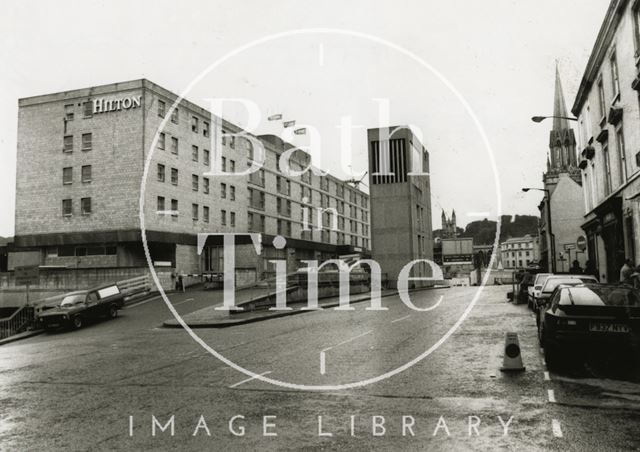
[
  {"left": 589, "top": 322, "right": 630, "bottom": 333},
  {"left": 48, "top": 323, "right": 59, "bottom": 328}
]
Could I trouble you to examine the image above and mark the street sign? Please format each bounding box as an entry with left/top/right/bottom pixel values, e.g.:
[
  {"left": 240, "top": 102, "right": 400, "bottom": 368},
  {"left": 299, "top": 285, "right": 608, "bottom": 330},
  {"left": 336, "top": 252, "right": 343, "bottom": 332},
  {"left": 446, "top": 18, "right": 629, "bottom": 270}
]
[
  {"left": 564, "top": 243, "right": 576, "bottom": 251},
  {"left": 577, "top": 236, "right": 587, "bottom": 251},
  {"left": 15, "top": 265, "right": 39, "bottom": 285}
]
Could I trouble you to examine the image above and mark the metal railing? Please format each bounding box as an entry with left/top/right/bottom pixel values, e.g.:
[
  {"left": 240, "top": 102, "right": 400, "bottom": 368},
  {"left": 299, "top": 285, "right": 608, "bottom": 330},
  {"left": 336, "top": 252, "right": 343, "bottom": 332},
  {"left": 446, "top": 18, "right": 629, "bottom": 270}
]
[
  {"left": 0, "top": 306, "right": 35, "bottom": 340},
  {"left": 117, "top": 275, "right": 151, "bottom": 297}
]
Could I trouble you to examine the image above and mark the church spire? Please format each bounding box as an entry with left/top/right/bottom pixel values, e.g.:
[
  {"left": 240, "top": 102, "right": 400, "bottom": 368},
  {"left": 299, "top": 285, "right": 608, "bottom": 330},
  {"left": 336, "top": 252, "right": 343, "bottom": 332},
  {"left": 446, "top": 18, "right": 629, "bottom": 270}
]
[{"left": 552, "top": 62, "right": 569, "bottom": 132}]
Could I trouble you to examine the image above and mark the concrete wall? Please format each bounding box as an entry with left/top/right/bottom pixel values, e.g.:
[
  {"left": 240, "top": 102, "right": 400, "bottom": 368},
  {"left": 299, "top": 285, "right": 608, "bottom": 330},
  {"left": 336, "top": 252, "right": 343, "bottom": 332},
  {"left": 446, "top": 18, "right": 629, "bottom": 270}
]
[{"left": 550, "top": 174, "right": 588, "bottom": 271}]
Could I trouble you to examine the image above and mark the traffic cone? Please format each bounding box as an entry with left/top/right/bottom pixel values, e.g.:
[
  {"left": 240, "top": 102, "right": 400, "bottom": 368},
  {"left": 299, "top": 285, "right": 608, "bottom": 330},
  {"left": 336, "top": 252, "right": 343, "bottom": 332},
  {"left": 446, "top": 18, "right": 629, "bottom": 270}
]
[{"left": 500, "top": 332, "right": 525, "bottom": 372}]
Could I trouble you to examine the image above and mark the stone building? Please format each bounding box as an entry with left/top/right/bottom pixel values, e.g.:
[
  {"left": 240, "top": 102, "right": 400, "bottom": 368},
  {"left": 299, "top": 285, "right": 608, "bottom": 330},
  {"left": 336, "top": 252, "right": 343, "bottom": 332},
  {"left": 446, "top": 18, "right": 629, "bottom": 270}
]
[
  {"left": 11, "top": 79, "right": 370, "bottom": 285},
  {"left": 572, "top": 0, "right": 640, "bottom": 282},
  {"left": 440, "top": 209, "right": 458, "bottom": 239},
  {"left": 499, "top": 234, "right": 540, "bottom": 270},
  {"left": 538, "top": 67, "right": 587, "bottom": 273}
]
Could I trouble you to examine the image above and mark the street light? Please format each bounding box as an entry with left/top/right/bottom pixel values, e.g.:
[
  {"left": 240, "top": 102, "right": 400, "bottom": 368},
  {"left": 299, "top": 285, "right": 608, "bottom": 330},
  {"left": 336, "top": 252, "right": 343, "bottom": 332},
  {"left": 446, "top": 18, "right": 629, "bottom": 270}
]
[
  {"left": 531, "top": 115, "right": 578, "bottom": 123},
  {"left": 522, "top": 187, "right": 556, "bottom": 273}
]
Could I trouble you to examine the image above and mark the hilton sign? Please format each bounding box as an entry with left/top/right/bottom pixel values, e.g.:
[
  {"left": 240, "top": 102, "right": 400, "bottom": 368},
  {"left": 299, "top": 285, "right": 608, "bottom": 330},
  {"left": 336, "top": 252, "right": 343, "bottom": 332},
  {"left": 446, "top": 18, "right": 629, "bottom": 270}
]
[{"left": 93, "top": 95, "right": 141, "bottom": 114}]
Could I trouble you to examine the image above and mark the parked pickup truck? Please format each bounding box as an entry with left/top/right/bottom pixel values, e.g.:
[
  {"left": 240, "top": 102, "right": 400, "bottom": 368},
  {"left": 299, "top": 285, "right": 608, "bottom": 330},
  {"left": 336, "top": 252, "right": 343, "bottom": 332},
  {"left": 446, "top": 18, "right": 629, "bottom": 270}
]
[{"left": 36, "top": 283, "right": 125, "bottom": 330}]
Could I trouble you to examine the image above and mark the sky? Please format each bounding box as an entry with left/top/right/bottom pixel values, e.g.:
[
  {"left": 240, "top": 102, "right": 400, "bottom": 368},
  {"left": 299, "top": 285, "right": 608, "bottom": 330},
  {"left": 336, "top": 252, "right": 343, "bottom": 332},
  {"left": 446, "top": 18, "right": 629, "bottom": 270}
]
[{"left": 0, "top": 0, "right": 611, "bottom": 237}]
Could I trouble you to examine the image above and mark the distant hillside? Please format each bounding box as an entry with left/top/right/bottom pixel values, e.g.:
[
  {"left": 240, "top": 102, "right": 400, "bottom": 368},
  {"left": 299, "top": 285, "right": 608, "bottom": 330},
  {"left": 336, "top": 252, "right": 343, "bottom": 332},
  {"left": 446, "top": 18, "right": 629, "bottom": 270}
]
[{"left": 457, "top": 215, "right": 539, "bottom": 245}]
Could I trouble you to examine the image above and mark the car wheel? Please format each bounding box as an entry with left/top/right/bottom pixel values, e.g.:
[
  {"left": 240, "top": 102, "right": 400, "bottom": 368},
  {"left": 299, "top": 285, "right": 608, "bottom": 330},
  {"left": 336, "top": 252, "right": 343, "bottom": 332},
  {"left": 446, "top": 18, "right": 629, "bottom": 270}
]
[
  {"left": 109, "top": 305, "right": 118, "bottom": 319},
  {"left": 72, "top": 315, "right": 83, "bottom": 330}
]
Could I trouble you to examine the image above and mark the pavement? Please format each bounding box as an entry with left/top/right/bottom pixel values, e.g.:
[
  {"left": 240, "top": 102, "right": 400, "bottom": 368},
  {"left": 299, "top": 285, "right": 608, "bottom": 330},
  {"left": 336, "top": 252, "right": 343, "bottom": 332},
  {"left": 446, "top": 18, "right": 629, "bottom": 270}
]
[{"left": 1, "top": 286, "right": 640, "bottom": 451}]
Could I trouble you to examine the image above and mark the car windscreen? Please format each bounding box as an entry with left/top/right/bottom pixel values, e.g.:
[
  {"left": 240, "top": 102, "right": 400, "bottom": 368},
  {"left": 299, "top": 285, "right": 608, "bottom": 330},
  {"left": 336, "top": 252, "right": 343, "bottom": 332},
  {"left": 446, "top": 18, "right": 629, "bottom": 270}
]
[
  {"left": 562, "top": 286, "right": 640, "bottom": 307},
  {"left": 60, "top": 294, "right": 86, "bottom": 306},
  {"left": 542, "top": 277, "right": 595, "bottom": 293},
  {"left": 534, "top": 274, "right": 551, "bottom": 288}
]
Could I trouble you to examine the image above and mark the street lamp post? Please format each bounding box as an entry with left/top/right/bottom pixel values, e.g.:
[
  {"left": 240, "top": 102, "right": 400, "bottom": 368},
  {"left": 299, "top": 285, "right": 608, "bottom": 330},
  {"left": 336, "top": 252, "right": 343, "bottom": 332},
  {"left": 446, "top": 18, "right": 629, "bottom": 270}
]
[
  {"left": 522, "top": 187, "right": 556, "bottom": 273},
  {"left": 531, "top": 115, "right": 578, "bottom": 123}
]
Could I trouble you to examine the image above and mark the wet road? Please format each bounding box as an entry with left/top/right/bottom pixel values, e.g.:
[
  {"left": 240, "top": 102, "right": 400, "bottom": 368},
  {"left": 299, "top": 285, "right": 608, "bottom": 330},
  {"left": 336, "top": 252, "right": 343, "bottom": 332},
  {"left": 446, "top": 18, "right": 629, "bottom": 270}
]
[{"left": 1, "top": 286, "right": 640, "bottom": 450}]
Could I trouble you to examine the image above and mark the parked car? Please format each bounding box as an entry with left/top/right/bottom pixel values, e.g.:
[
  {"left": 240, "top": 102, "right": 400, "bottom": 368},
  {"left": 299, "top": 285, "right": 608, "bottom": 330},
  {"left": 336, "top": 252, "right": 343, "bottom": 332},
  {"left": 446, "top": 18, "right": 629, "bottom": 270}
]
[
  {"left": 37, "top": 283, "right": 125, "bottom": 330},
  {"left": 533, "top": 274, "right": 599, "bottom": 316},
  {"left": 538, "top": 284, "right": 640, "bottom": 368},
  {"left": 528, "top": 273, "right": 552, "bottom": 310}
]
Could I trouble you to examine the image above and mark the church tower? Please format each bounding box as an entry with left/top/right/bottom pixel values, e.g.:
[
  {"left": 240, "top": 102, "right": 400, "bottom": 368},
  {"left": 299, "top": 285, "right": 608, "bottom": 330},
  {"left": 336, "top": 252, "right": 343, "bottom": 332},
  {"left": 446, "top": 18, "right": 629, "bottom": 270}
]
[{"left": 544, "top": 64, "right": 581, "bottom": 186}]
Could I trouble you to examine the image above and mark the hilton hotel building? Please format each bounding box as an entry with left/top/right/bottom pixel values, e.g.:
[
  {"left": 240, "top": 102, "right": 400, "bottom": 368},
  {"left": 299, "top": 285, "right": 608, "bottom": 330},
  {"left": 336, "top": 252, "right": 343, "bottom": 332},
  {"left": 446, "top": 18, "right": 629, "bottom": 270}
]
[{"left": 12, "top": 79, "right": 370, "bottom": 285}]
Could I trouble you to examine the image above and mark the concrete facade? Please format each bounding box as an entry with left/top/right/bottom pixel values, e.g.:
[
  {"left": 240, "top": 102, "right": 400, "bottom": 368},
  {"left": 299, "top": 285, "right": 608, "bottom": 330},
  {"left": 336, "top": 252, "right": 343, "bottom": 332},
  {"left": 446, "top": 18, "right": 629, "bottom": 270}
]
[
  {"left": 12, "top": 79, "right": 370, "bottom": 284},
  {"left": 367, "top": 126, "right": 433, "bottom": 288},
  {"left": 572, "top": 0, "right": 640, "bottom": 282}
]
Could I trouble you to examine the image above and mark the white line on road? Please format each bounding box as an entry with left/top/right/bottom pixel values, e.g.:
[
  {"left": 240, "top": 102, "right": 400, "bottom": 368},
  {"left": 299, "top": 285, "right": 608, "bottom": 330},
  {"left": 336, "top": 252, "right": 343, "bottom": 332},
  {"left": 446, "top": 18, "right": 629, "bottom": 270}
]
[
  {"left": 391, "top": 314, "right": 411, "bottom": 323},
  {"left": 229, "top": 371, "right": 272, "bottom": 388},
  {"left": 552, "top": 419, "right": 563, "bottom": 438},
  {"left": 320, "top": 330, "right": 373, "bottom": 375},
  {"left": 124, "top": 295, "right": 161, "bottom": 309},
  {"left": 544, "top": 371, "right": 550, "bottom": 381},
  {"left": 173, "top": 298, "right": 194, "bottom": 306},
  {"left": 548, "top": 389, "right": 556, "bottom": 403}
]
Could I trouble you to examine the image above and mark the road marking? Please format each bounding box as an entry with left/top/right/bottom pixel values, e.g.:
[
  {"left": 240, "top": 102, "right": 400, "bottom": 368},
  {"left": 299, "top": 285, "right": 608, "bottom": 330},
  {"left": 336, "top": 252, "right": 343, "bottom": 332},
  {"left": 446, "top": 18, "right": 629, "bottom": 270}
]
[
  {"left": 548, "top": 389, "right": 556, "bottom": 403},
  {"left": 544, "top": 371, "right": 550, "bottom": 381},
  {"left": 173, "top": 297, "right": 194, "bottom": 306},
  {"left": 391, "top": 314, "right": 411, "bottom": 323},
  {"left": 229, "top": 371, "right": 272, "bottom": 388},
  {"left": 320, "top": 330, "right": 373, "bottom": 375},
  {"left": 552, "top": 419, "right": 563, "bottom": 438},
  {"left": 124, "top": 295, "right": 161, "bottom": 309}
]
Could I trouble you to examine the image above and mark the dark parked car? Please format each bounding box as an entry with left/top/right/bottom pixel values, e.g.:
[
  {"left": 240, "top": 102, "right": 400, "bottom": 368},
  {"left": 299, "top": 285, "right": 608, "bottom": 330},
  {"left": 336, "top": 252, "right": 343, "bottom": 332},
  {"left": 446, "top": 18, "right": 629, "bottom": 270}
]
[
  {"left": 37, "top": 283, "right": 125, "bottom": 330},
  {"left": 538, "top": 284, "right": 640, "bottom": 368},
  {"left": 533, "top": 274, "right": 598, "bottom": 320}
]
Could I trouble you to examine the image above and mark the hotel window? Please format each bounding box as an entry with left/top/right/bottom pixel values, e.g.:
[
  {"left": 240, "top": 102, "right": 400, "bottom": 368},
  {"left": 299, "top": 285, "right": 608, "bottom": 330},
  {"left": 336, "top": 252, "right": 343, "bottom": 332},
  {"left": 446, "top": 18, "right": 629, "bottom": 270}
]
[
  {"left": 81, "top": 133, "right": 92, "bottom": 151},
  {"left": 192, "top": 174, "right": 199, "bottom": 191},
  {"left": 336, "top": 184, "right": 344, "bottom": 198},
  {"left": 221, "top": 210, "right": 227, "bottom": 226},
  {"left": 610, "top": 51, "right": 620, "bottom": 100},
  {"left": 192, "top": 116, "right": 199, "bottom": 133},
  {"left": 616, "top": 126, "right": 627, "bottom": 184},
  {"left": 63, "top": 135, "right": 73, "bottom": 153},
  {"left": 203, "top": 177, "right": 210, "bottom": 194},
  {"left": 62, "top": 167, "right": 73, "bottom": 185},
  {"left": 157, "top": 164, "right": 165, "bottom": 182},
  {"left": 158, "top": 100, "right": 166, "bottom": 118},
  {"left": 221, "top": 183, "right": 227, "bottom": 198},
  {"left": 158, "top": 132, "right": 165, "bottom": 150},
  {"left": 171, "top": 107, "right": 179, "bottom": 124},
  {"left": 81, "top": 165, "right": 92, "bottom": 183},
  {"left": 64, "top": 104, "right": 74, "bottom": 121},
  {"left": 81, "top": 197, "right": 92, "bottom": 215},
  {"left": 230, "top": 211, "right": 236, "bottom": 227},
  {"left": 320, "top": 177, "right": 329, "bottom": 191},
  {"left": 230, "top": 185, "right": 236, "bottom": 200},
  {"left": 603, "top": 139, "right": 612, "bottom": 195},
  {"left": 203, "top": 121, "right": 210, "bottom": 137},
  {"left": 62, "top": 199, "right": 73, "bottom": 216},
  {"left": 222, "top": 157, "right": 227, "bottom": 172},
  {"left": 203, "top": 149, "right": 210, "bottom": 166},
  {"left": 171, "top": 137, "right": 179, "bottom": 154},
  {"left": 203, "top": 206, "right": 210, "bottom": 223},
  {"left": 157, "top": 196, "right": 165, "bottom": 212},
  {"left": 192, "top": 203, "right": 199, "bottom": 221},
  {"left": 250, "top": 168, "right": 265, "bottom": 187},
  {"left": 171, "top": 199, "right": 178, "bottom": 217},
  {"left": 83, "top": 101, "right": 92, "bottom": 118},
  {"left": 192, "top": 145, "right": 199, "bottom": 162},
  {"left": 597, "top": 78, "right": 606, "bottom": 120},
  {"left": 171, "top": 168, "right": 178, "bottom": 185},
  {"left": 230, "top": 160, "right": 236, "bottom": 173}
]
